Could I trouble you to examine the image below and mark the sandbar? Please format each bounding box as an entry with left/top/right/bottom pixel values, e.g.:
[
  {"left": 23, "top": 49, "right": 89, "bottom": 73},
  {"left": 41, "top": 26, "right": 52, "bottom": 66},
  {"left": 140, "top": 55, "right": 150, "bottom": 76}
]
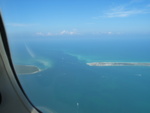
[
  {"left": 14, "top": 65, "right": 41, "bottom": 75},
  {"left": 86, "top": 62, "right": 150, "bottom": 66}
]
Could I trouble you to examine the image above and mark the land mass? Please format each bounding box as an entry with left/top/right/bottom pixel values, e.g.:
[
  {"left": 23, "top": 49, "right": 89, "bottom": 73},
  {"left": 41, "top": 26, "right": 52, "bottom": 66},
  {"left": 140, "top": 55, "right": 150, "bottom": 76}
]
[
  {"left": 14, "top": 65, "right": 41, "bottom": 75},
  {"left": 86, "top": 62, "right": 150, "bottom": 66}
]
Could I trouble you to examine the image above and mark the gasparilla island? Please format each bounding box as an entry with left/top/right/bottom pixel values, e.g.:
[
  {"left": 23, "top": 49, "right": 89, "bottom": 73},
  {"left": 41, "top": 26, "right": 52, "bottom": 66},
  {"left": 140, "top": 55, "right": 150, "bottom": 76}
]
[{"left": 86, "top": 62, "right": 150, "bottom": 66}]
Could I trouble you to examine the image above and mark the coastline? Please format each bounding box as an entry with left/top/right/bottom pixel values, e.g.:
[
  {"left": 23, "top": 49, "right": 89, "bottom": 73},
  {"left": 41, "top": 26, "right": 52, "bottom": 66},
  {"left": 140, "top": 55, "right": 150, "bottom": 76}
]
[{"left": 86, "top": 62, "right": 150, "bottom": 66}]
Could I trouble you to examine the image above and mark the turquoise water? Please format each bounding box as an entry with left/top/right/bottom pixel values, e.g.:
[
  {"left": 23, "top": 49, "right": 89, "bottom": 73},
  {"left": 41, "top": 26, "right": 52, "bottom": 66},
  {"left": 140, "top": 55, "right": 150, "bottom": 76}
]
[{"left": 10, "top": 36, "right": 150, "bottom": 113}]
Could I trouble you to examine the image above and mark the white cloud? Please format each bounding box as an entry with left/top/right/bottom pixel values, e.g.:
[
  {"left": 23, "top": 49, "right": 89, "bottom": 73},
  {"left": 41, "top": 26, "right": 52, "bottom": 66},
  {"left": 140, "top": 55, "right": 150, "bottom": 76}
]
[
  {"left": 36, "top": 32, "right": 45, "bottom": 36},
  {"left": 36, "top": 32, "right": 53, "bottom": 36},
  {"left": 36, "top": 30, "right": 78, "bottom": 36},
  {"left": 93, "top": 1, "right": 150, "bottom": 19},
  {"left": 47, "top": 32, "right": 53, "bottom": 36},
  {"left": 102, "top": 32, "right": 114, "bottom": 35},
  {"left": 60, "top": 30, "right": 77, "bottom": 35},
  {"left": 108, "top": 32, "right": 112, "bottom": 35},
  {"left": 92, "top": 31, "right": 122, "bottom": 35},
  {"left": 105, "top": 7, "right": 143, "bottom": 18}
]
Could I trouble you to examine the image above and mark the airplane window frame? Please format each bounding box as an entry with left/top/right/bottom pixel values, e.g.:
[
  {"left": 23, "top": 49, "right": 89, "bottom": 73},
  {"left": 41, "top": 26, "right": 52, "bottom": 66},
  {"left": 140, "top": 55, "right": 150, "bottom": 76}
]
[{"left": 0, "top": 12, "right": 41, "bottom": 113}]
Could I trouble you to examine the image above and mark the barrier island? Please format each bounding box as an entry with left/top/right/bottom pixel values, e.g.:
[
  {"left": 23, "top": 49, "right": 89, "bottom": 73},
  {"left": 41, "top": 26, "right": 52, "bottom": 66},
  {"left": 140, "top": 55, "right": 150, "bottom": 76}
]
[
  {"left": 86, "top": 62, "right": 150, "bottom": 66},
  {"left": 14, "top": 65, "right": 41, "bottom": 75}
]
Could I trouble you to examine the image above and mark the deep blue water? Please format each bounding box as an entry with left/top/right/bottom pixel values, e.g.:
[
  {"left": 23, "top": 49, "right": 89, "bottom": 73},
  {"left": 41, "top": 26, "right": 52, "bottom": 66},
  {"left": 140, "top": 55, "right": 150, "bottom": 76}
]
[{"left": 9, "top": 36, "right": 150, "bottom": 113}]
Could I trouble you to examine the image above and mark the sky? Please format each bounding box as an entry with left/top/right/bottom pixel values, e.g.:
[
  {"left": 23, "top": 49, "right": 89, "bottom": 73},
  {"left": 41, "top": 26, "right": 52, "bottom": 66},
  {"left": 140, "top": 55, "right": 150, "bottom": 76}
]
[{"left": 0, "top": 0, "right": 150, "bottom": 37}]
